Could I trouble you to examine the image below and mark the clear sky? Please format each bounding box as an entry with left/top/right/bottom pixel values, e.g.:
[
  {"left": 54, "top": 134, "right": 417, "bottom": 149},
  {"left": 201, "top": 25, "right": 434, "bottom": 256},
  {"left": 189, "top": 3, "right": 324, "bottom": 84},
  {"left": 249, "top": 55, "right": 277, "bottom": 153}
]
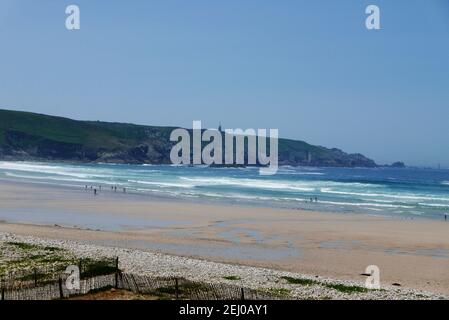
[{"left": 0, "top": 0, "right": 448, "bottom": 167}]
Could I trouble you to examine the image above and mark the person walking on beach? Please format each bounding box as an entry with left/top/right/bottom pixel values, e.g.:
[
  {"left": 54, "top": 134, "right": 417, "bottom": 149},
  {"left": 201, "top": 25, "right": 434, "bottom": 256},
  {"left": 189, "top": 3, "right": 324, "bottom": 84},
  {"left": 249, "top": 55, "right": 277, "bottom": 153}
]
[
  {"left": 94, "top": 188, "right": 97, "bottom": 196},
  {"left": 445, "top": 214, "right": 447, "bottom": 221},
  {"left": 315, "top": 197, "right": 318, "bottom": 202}
]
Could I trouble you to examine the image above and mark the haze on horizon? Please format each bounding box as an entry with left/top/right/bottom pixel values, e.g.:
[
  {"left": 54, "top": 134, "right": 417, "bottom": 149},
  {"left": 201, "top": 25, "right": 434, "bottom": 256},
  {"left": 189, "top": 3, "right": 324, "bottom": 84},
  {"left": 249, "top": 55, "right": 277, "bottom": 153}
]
[{"left": 0, "top": 0, "right": 448, "bottom": 167}]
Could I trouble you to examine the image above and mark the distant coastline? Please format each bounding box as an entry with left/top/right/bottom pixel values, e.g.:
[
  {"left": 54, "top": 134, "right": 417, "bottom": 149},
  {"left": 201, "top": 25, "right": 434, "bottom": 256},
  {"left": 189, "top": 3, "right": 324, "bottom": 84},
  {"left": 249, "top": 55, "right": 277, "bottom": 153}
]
[{"left": 0, "top": 109, "right": 386, "bottom": 168}]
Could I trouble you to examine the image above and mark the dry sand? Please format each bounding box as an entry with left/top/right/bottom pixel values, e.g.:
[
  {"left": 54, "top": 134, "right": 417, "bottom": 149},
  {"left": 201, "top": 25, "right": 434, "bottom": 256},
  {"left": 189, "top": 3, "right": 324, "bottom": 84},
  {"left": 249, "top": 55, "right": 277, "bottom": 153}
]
[{"left": 0, "top": 180, "right": 448, "bottom": 295}]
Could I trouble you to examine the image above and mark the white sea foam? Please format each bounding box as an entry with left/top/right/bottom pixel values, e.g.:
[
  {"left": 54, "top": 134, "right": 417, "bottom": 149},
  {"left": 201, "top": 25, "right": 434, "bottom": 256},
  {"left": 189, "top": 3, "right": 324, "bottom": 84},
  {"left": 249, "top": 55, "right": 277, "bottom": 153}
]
[
  {"left": 363, "top": 198, "right": 395, "bottom": 204},
  {"left": 318, "top": 200, "right": 414, "bottom": 209},
  {"left": 128, "top": 180, "right": 194, "bottom": 189},
  {"left": 418, "top": 203, "right": 449, "bottom": 208},
  {"left": 0, "top": 161, "right": 112, "bottom": 179},
  {"left": 276, "top": 167, "right": 324, "bottom": 175},
  {"left": 278, "top": 171, "right": 325, "bottom": 176},
  {"left": 320, "top": 188, "right": 449, "bottom": 202},
  {"left": 3, "top": 172, "right": 105, "bottom": 184},
  {"left": 364, "top": 207, "right": 383, "bottom": 212},
  {"left": 179, "top": 177, "right": 315, "bottom": 192}
]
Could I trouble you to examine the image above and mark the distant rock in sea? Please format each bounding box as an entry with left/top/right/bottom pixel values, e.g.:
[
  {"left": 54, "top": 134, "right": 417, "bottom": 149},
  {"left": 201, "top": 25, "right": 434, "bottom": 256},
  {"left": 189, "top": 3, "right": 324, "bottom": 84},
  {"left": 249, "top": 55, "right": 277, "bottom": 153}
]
[{"left": 389, "top": 162, "right": 406, "bottom": 168}]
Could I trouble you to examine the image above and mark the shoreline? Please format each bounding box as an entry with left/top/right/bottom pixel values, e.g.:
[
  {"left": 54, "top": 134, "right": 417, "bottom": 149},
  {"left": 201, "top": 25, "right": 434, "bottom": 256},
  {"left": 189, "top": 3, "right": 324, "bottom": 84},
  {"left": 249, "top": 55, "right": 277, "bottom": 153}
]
[
  {"left": 0, "top": 180, "right": 449, "bottom": 296},
  {"left": 0, "top": 175, "right": 440, "bottom": 223}
]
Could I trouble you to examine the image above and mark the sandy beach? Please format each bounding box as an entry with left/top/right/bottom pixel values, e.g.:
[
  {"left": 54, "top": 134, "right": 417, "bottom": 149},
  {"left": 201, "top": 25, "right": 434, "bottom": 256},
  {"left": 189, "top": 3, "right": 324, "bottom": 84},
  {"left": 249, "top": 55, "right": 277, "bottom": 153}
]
[{"left": 1, "top": 180, "right": 449, "bottom": 296}]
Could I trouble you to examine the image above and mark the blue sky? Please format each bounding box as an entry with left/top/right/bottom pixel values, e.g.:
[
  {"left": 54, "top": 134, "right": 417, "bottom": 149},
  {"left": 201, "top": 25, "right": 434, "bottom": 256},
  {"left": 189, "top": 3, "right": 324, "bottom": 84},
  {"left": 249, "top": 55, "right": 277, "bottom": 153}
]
[{"left": 0, "top": 0, "right": 448, "bottom": 167}]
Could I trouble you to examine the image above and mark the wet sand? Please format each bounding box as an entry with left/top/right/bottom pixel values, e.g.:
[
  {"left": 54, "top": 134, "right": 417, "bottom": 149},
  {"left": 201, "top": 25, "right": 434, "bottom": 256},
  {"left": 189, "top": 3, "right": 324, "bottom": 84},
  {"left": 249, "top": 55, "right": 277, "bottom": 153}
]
[{"left": 0, "top": 180, "right": 449, "bottom": 295}]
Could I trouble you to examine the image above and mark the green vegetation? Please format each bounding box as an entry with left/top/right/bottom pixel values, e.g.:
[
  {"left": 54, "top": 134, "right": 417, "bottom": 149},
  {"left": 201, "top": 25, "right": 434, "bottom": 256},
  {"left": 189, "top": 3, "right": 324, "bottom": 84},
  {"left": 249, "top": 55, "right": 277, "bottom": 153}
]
[
  {"left": 5, "top": 241, "right": 41, "bottom": 251},
  {"left": 281, "top": 276, "right": 318, "bottom": 286},
  {"left": 0, "top": 241, "right": 78, "bottom": 285},
  {"left": 223, "top": 275, "right": 241, "bottom": 281},
  {"left": 0, "top": 109, "right": 377, "bottom": 167},
  {"left": 0, "top": 241, "right": 116, "bottom": 281},
  {"left": 0, "top": 241, "right": 74, "bottom": 274},
  {"left": 18, "top": 271, "right": 49, "bottom": 282},
  {"left": 79, "top": 258, "right": 117, "bottom": 278},
  {"left": 267, "top": 288, "right": 291, "bottom": 296},
  {"left": 281, "top": 275, "right": 375, "bottom": 296},
  {"left": 324, "top": 283, "right": 368, "bottom": 294}
]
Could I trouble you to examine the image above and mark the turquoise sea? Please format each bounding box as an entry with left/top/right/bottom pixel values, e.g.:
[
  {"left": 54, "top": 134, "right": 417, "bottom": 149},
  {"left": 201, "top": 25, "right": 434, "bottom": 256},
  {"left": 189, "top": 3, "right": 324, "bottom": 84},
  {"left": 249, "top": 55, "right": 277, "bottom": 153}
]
[{"left": 1, "top": 161, "right": 449, "bottom": 220}]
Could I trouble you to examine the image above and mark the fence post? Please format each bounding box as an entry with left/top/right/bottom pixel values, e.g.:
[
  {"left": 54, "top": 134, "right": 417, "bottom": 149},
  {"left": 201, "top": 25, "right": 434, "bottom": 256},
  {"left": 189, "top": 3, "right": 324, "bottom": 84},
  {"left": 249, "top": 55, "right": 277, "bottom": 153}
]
[
  {"left": 132, "top": 275, "right": 140, "bottom": 294},
  {"left": 78, "top": 260, "right": 82, "bottom": 279},
  {"left": 58, "top": 277, "right": 64, "bottom": 299},
  {"left": 115, "top": 257, "right": 119, "bottom": 289},
  {"left": 241, "top": 288, "right": 245, "bottom": 300},
  {"left": 175, "top": 278, "right": 179, "bottom": 300},
  {"left": 34, "top": 268, "right": 38, "bottom": 287},
  {"left": 1, "top": 278, "right": 5, "bottom": 301}
]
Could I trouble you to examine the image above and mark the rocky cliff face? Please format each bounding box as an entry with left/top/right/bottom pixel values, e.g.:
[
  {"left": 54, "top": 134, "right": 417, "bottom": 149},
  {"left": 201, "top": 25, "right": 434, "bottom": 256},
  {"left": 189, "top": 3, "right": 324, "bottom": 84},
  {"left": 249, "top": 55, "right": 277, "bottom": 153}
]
[{"left": 0, "top": 109, "right": 378, "bottom": 167}]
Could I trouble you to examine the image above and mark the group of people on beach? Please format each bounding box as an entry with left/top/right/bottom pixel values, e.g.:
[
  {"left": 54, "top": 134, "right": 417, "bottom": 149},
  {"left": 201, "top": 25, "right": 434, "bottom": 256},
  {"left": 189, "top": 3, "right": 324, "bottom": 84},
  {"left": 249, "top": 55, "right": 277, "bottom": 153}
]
[{"left": 84, "top": 185, "right": 126, "bottom": 196}]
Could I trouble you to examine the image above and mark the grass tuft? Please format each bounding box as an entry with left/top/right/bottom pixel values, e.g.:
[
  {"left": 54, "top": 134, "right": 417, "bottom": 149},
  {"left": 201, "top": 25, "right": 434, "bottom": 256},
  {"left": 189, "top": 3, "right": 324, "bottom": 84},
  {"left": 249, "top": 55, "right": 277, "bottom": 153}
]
[
  {"left": 267, "top": 288, "right": 291, "bottom": 296},
  {"left": 5, "top": 242, "right": 40, "bottom": 251},
  {"left": 324, "top": 283, "right": 368, "bottom": 294},
  {"left": 281, "top": 276, "right": 318, "bottom": 286},
  {"left": 79, "top": 258, "right": 117, "bottom": 278}
]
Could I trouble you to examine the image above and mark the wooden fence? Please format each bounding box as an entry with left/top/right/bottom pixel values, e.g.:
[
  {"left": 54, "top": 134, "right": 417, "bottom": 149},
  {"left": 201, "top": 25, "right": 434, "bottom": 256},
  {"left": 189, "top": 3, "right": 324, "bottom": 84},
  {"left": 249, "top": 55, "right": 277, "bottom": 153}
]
[
  {"left": 1, "top": 259, "right": 288, "bottom": 300},
  {"left": 1, "top": 257, "right": 119, "bottom": 300},
  {"left": 118, "top": 274, "right": 288, "bottom": 300}
]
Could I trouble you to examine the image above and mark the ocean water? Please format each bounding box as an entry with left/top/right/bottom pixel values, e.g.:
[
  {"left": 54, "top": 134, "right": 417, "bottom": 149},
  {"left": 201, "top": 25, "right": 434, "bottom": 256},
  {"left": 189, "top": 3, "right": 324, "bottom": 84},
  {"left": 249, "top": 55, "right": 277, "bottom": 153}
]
[{"left": 1, "top": 161, "right": 449, "bottom": 220}]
